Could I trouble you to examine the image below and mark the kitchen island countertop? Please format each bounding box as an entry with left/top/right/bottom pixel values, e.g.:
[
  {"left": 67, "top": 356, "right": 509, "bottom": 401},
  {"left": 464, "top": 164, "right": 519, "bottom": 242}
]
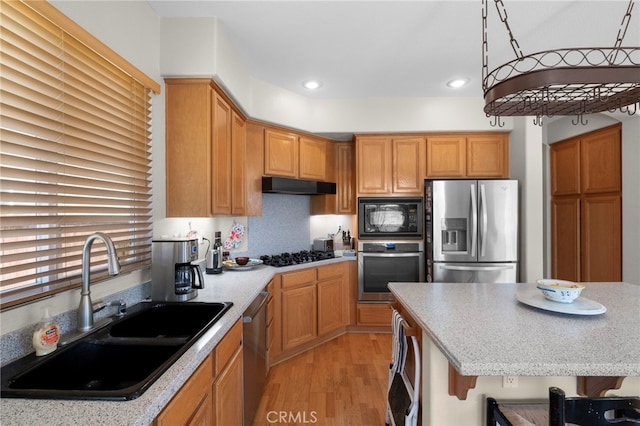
[
  {"left": 388, "top": 281, "right": 640, "bottom": 377},
  {"left": 0, "top": 256, "right": 354, "bottom": 426}
]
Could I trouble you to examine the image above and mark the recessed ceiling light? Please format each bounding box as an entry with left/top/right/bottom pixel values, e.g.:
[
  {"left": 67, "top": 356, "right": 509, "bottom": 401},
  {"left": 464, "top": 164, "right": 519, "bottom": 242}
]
[
  {"left": 302, "top": 80, "right": 322, "bottom": 90},
  {"left": 447, "top": 78, "right": 470, "bottom": 89}
]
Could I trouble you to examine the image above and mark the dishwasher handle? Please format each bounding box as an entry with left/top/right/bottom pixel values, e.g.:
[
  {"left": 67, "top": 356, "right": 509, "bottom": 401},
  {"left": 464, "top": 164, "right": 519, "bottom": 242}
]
[{"left": 243, "top": 291, "right": 269, "bottom": 323}]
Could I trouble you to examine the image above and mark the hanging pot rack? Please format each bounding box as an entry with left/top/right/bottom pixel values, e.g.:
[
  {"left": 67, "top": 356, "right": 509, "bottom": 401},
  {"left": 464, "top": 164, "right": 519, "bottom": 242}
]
[{"left": 482, "top": 0, "right": 640, "bottom": 125}]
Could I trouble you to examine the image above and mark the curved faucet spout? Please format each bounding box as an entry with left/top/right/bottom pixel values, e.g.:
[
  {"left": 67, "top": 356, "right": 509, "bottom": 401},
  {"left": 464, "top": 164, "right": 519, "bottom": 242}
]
[{"left": 78, "top": 232, "right": 120, "bottom": 332}]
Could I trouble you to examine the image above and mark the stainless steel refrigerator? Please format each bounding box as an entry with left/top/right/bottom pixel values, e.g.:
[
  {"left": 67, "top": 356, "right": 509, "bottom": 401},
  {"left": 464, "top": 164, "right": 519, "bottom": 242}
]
[{"left": 425, "top": 179, "right": 518, "bottom": 283}]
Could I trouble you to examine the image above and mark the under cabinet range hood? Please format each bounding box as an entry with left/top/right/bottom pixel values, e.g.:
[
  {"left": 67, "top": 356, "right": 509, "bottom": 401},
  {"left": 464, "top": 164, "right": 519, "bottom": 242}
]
[{"left": 261, "top": 176, "right": 336, "bottom": 195}]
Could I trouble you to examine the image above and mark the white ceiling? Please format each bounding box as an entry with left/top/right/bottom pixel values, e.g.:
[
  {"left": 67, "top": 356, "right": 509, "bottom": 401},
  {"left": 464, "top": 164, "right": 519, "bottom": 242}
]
[{"left": 147, "top": 1, "right": 640, "bottom": 100}]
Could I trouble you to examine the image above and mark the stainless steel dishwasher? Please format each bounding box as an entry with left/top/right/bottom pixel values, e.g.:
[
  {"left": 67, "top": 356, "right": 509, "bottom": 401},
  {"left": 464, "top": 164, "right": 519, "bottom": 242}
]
[{"left": 243, "top": 289, "right": 268, "bottom": 425}]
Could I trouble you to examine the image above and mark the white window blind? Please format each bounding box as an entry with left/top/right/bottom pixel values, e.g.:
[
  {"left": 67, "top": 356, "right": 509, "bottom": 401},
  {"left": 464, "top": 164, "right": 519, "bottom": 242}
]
[{"left": 0, "top": 1, "right": 156, "bottom": 308}]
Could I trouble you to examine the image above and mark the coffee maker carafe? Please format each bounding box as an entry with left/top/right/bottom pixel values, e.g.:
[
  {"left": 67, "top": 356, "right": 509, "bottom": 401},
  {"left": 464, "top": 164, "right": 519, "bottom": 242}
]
[{"left": 151, "top": 238, "right": 204, "bottom": 302}]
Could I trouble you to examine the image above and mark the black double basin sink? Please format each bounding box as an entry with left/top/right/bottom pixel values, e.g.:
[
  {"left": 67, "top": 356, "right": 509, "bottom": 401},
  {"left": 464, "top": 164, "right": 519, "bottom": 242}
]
[{"left": 0, "top": 301, "right": 232, "bottom": 401}]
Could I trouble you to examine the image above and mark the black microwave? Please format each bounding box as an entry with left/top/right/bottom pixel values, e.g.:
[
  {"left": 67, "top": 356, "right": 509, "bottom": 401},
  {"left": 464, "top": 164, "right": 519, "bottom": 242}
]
[{"left": 357, "top": 197, "right": 423, "bottom": 240}]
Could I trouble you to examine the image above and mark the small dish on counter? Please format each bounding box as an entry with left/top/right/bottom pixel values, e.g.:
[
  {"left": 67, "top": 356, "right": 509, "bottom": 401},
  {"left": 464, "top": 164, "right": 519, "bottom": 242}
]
[
  {"left": 517, "top": 285, "right": 606, "bottom": 316},
  {"left": 536, "top": 279, "right": 584, "bottom": 303},
  {"left": 222, "top": 258, "right": 263, "bottom": 271}
]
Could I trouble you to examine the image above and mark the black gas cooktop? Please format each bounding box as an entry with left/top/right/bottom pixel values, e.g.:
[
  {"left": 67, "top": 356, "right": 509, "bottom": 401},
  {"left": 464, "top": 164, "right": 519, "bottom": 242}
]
[{"left": 259, "top": 250, "right": 335, "bottom": 267}]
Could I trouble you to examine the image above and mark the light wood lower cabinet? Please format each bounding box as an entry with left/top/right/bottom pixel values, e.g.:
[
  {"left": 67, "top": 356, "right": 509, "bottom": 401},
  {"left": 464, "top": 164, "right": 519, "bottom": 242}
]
[
  {"left": 281, "top": 270, "right": 317, "bottom": 351},
  {"left": 213, "top": 343, "right": 243, "bottom": 426},
  {"left": 154, "top": 319, "right": 243, "bottom": 426},
  {"left": 271, "top": 262, "right": 350, "bottom": 364},
  {"left": 154, "top": 352, "right": 214, "bottom": 426},
  {"left": 356, "top": 303, "right": 392, "bottom": 326}
]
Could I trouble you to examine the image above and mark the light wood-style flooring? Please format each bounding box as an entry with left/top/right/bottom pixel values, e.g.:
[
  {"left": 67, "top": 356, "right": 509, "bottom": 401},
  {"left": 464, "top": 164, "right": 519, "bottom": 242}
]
[{"left": 252, "top": 333, "right": 393, "bottom": 426}]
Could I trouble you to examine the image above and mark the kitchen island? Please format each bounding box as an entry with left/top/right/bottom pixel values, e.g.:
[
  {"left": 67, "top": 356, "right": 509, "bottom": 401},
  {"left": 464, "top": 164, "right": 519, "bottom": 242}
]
[
  {"left": 388, "top": 281, "right": 640, "bottom": 426},
  {"left": 0, "top": 257, "right": 354, "bottom": 426}
]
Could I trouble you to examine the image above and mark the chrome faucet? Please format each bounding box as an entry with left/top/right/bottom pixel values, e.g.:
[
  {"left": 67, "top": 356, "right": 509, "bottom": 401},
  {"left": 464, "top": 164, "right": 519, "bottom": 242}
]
[{"left": 77, "top": 232, "right": 121, "bottom": 332}]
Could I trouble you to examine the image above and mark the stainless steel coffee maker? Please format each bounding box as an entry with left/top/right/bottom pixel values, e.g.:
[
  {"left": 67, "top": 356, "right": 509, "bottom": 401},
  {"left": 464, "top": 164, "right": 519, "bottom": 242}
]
[{"left": 151, "top": 238, "right": 205, "bottom": 302}]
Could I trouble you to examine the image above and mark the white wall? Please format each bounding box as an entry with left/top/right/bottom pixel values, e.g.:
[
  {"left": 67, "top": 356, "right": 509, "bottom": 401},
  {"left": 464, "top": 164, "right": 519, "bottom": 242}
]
[{"left": 509, "top": 118, "right": 545, "bottom": 282}]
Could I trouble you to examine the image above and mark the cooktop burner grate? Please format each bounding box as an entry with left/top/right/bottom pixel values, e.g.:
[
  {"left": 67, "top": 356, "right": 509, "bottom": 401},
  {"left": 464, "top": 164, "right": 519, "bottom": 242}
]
[{"left": 259, "top": 250, "right": 335, "bottom": 267}]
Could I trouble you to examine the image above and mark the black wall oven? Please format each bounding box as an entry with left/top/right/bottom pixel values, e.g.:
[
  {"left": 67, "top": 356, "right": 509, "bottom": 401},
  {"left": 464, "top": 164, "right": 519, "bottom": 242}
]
[
  {"left": 358, "top": 197, "right": 423, "bottom": 240},
  {"left": 357, "top": 241, "right": 425, "bottom": 301}
]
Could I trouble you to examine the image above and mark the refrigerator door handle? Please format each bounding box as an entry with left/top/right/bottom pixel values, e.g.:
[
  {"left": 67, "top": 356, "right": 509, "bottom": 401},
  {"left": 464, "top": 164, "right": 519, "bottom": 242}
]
[
  {"left": 440, "top": 265, "right": 514, "bottom": 271},
  {"left": 479, "top": 183, "right": 488, "bottom": 258},
  {"left": 470, "top": 184, "right": 477, "bottom": 257}
]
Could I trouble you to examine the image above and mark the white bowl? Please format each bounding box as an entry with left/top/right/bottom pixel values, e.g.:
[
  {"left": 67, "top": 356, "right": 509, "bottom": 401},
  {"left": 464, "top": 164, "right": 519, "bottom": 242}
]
[{"left": 536, "top": 279, "right": 585, "bottom": 303}]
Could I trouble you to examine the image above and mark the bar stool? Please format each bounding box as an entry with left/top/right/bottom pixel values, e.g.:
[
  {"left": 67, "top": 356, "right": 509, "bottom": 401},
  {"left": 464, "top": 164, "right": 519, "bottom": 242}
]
[{"left": 487, "top": 386, "right": 640, "bottom": 425}]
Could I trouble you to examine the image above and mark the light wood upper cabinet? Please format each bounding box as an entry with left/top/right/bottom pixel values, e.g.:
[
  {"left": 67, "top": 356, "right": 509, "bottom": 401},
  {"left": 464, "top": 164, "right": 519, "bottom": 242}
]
[
  {"left": 426, "top": 136, "right": 466, "bottom": 178},
  {"left": 393, "top": 137, "right": 426, "bottom": 194},
  {"left": 231, "top": 112, "right": 247, "bottom": 216},
  {"left": 466, "top": 134, "right": 509, "bottom": 177},
  {"left": 264, "top": 129, "right": 299, "bottom": 178},
  {"left": 356, "top": 135, "right": 426, "bottom": 196},
  {"left": 356, "top": 136, "right": 392, "bottom": 194},
  {"left": 310, "top": 142, "right": 355, "bottom": 215},
  {"left": 264, "top": 129, "right": 331, "bottom": 182},
  {"left": 211, "top": 92, "right": 232, "bottom": 215},
  {"left": 299, "top": 136, "right": 328, "bottom": 180},
  {"left": 426, "top": 133, "right": 509, "bottom": 178},
  {"left": 165, "top": 80, "right": 212, "bottom": 217},
  {"left": 165, "top": 78, "right": 255, "bottom": 217}
]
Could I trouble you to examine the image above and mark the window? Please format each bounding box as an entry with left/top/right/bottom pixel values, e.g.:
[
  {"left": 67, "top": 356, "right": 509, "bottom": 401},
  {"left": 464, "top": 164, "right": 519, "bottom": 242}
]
[{"left": 0, "top": 1, "right": 160, "bottom": 308}]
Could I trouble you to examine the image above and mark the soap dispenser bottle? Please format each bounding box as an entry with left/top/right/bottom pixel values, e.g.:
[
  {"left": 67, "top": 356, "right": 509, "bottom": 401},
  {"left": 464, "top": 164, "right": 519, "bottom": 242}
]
[{"left": 32, "top": 307, "right": 60, "bottom": 356}]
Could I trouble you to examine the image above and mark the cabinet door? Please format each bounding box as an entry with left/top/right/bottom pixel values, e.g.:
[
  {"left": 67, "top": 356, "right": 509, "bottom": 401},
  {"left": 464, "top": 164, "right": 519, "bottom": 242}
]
[
  {"left": 426, "top": 136, "right": 466, "bottom": 177},
  {"left": 550, "top": 138, "right": 581, "bottom": 196},
  {"left": 581, "top": 127, "right": 621, "bottom": 194},
  {"left": 551, "top": 198, "right": 581, "bottom": 281},
  {"left": 357, "top": 137, "right": 392, "bottom": 194},
  {"left": 310, "top": 142, "right": 355, "bottom": 215},
  {"left": 318, "top": 276, "right": 347, "bottom": 336},
  {"left": 155, "top": 354, "right": 213, "bottom": 426},
  {"left": 581, "top": 195, "right": 622, "bottom": 282},
  {"left": 466, "top": 134, "right": 508, "bottom": 178},
  {"left": 165, "top": 80, "right": 212, "bottom": 217},
  {"left": 188, "top": 396, "right": 214, "bottom": 426},
  {"left": 211, "top": 93, "right": 232, "bottom": 215},
  {"left": 231, "top": 111, "right": 247, "bottom": 215},
  {"left": 281, "top": 284, "right": 317, "bottom": 350},
  {"left": 336, "top": 142, "right": 355, "bottom": 213},
  {"left": 213, "top": 346, "right": 243, "bottom": 426},
  {"left": 264, "top": 129, "right": 299, "bottom": 177},
  {"left": 392, "top": 137, "right": 426, "bottom": 194},
  {"left": 299, "top": 136, "right": 327, "bottom": 181}
]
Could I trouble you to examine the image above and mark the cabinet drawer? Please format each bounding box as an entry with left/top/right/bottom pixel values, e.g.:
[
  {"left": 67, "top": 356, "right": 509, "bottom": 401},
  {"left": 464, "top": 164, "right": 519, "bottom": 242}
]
[
  {"left": 215, "top": 319, "right": 242, "bottom": 376},
  {"left": 357, "top": 303, "right": 392, "bottom": 326},
  {"left": 155, "top": 353, "right": 213, "bottom": 426},
  {"left": 281, "top": 269, "right": 316, "bottom": 289},
  {"left": 316, "top": 263, "right": 344, "bottom": 281}
]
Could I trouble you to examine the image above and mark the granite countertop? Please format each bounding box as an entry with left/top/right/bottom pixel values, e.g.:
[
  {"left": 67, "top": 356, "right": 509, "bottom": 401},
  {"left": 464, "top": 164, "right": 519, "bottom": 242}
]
[
  {"left": 0, "top": 257, "right": 354, "bottom": 426},
  {"left": 388, "top": 281, "right": 640, "bottom": 377}
]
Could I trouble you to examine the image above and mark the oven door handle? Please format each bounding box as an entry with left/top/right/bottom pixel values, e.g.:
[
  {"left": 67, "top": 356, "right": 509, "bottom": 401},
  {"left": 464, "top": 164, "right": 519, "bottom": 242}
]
[
  {"left": 440, "top": 265, "right": 513, "bottom": 271},
  {"left": 359, "top": 252, "right": 422, "bottom": 257}
]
